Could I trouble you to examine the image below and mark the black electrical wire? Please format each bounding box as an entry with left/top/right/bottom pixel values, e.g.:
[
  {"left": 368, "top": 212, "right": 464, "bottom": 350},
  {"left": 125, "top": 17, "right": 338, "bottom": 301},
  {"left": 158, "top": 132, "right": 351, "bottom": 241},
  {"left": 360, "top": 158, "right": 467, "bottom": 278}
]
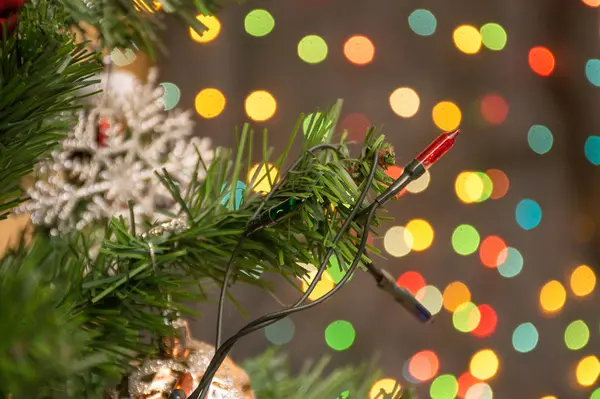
[
  {"left": 194, "top": 148, "right": 380, "bottom": 399},
  {"left": 194, "top": 204, "right": 380, "bottom": 399},
  {"left": 214, "top": 143, "right": 343, "bottom": 347}
]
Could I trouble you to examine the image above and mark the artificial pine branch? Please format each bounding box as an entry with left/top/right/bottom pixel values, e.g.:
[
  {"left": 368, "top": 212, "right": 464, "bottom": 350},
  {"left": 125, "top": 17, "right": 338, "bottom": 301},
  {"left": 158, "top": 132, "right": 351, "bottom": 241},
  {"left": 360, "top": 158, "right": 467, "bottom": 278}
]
[
  {"left": 242, "top": 348, "right": 381, "bottom": 399},
  {"left": 0, "top": 0, "right": 101, "bottom": 219},
  {"left": 244, "top": 348, "right": 416, "bottom": 399},
  {"left": 0, "top": 0, "right": 245, "bottom": 220},
  {"left": 0, "top": 104, "right": 400, "bottom": 397}
]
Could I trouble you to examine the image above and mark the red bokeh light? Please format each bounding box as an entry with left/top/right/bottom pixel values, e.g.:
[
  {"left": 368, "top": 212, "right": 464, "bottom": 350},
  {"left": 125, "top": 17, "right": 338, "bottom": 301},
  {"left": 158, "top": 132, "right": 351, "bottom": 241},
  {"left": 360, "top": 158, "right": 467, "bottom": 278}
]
[
  {"left": 528, "top": 46, "right": 555, "bottom": 77},
  {"left": 480, "top": 94, "right": 509, "bottom": 125},
  {"left": 340, "top": 113, "right": 371, "bottom": 142},
  {"left": 396, "top": 271, "right": 426, "bottom": 296},
  {"left": 470, "top": 304, "right": 498, "bottom": 338},
  {"left": 384, "top": 166, "right": 407, "bottom": 198},
  {"left": 457, "top": 371, "right": 481, "bottom": 398}
]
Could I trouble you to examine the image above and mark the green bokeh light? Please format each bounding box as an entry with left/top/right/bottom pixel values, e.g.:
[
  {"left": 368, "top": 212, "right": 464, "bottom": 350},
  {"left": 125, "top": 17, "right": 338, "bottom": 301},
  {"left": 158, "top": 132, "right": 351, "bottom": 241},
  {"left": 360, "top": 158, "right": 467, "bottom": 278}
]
[
  {"left": 474, "top": 172, "right": 493, "bottom": 202},
  {"left": 564, "top": 320, "right": 590, "bottom": 350},
  {"left": 303, "top": 111, "right": 333, "bottom": 140},
  {"left": 325, "top": 320, "right": 356, "bottom": 351},
  {"left": 452, "top": 302, "right": 481, "bottom": 333},
  {"left": 429, "top": 374, "right": 458, "bottom": 399},
  {"left": 591, "top": 387, "right": 600, "bottom": 399},
  {"left": 298, "top": 35, "right": 328, "bottom": 64},
  {"left": 327, "top": 255, "right": 353, "bottom": 284},
  {"left": 244, "top": 9, "right": 275, "bottom": 37},
  {"left": 451, "top": 224, "right": 480, "bottom": 255},
  {"left": 480, "top": 23, "right": 507, "bottom": 51},
  {"left": 337, "top": 390, "right": 350, "bottom": 399}
]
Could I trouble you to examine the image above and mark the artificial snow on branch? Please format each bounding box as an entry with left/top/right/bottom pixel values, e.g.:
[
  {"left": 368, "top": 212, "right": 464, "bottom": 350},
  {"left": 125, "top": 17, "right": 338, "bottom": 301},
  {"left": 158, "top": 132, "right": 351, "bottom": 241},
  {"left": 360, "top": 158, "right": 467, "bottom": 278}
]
[{"left": 16, "top": 69, "right": 213, "bottom": 235}]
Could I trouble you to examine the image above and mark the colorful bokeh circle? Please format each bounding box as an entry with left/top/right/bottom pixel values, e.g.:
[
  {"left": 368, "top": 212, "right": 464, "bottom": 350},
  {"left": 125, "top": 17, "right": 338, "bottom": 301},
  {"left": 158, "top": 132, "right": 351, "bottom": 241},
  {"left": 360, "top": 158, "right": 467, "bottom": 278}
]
[{"left": 408, "top": 9, "right": 437, "bottom": 36}]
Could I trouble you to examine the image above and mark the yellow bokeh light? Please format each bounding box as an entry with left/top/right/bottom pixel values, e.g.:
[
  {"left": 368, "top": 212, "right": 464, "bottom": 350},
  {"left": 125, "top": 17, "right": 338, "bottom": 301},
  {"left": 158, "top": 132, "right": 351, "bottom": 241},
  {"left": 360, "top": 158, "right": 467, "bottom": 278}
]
[
  {"left": 540, "top": 280, "right": 567, "bottom": 313},
  {"left": 469, "top": 349, "right": 499, "bottom": 380},
  {"left": 416, "top": 285, "right": 444, "bottom": 315},
  {"left": 247, "top": 163, "right": 280, "bottom": 193},
  {"left": 453, "top": 302, "right": 481, "bottom": 332},
  {"left": 133, "top": 0, "right": 162, "bottom": 13},
  {"left": 194, "top": 88, "right": 226, "bottom": 118},
  {"left": 299, "top": 263, "right": 335, "bottom": 301},
  {"left": 405, "top": 219, "right": 434, "bottom": 251},
  {"left": 570, "top": 264, "right": 596, "bottom": 297},
  {"left": 455, "top": 171, "right": 484, "bottom": 203},
  {"left": 369, "top": 378, "right": 402, "bottom": 399},
  {"left": 406, "top": 170, "right": 431, "bottom": 194},
  {"left": 432, "top": 101, "right": 462, "bottom": 131},
  {"left": 540, "top": 396, "right": 557, "bottom": 399},
  {"left": 190, "top": 14, "right": 221, "bottom": 43},
  {"left": 443, "top": 281, "right": 471, "bottom": 312},
  {"left": 110, "top": 48, "right": 136, "bottom": 67},
  {"left": 383, "top": 226, "right": 414, "bottom": 257},
  {"left": 453, "top": 25, "right": 482, "bottom": 54},
  {"left": 389, "top": 87, "right": 420, "bottom": 118},
  {"left": 575, "top": 355, "right": 600, "bottom": 387},
  {"left": 245, "top": 90, "right": 277, "bottom": 122}
]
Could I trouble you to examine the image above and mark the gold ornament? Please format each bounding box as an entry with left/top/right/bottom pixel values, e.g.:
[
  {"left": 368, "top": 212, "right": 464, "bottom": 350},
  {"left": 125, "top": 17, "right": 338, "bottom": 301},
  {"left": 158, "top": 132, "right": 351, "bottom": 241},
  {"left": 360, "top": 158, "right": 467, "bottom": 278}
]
[{"left": 127, "top": 319, "right": 254, "bottom": 399}]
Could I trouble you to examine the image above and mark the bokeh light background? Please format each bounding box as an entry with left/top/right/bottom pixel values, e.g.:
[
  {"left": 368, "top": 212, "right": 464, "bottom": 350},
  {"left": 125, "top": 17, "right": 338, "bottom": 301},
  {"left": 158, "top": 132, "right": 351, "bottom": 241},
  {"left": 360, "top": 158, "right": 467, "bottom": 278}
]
[{"left": 132, "top": 0, "right": 600, "bottom": 397}]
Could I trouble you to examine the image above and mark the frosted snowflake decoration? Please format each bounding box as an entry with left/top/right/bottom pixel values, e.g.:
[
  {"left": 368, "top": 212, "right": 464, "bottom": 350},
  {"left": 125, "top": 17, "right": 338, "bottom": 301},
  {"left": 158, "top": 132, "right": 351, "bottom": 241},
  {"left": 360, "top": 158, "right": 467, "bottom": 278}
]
[{"left": 17, "top": 69, "right": 213, "bottom": 235}]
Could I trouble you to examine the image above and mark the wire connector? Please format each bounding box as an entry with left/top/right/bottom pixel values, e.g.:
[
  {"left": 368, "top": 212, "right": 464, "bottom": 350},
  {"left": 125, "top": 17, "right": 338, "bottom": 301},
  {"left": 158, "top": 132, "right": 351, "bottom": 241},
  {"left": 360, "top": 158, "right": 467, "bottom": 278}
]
[{"left": 377, "top": 268, "right": 433, "bottom": 323}]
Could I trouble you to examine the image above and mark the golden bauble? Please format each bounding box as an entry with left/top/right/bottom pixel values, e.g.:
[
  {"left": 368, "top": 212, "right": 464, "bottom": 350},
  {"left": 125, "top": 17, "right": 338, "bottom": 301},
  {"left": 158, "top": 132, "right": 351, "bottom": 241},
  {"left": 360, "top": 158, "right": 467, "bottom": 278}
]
[{"left": 128, "top": 319, "right": 254, "bottom": 399}]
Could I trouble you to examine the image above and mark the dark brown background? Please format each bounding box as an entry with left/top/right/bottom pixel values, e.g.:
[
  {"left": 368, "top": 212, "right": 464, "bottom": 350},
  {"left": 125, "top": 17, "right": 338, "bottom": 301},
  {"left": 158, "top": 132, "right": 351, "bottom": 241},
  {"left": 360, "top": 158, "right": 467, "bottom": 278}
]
[{"left": 155, "top": 0, "right": 600, "bottom": 397}]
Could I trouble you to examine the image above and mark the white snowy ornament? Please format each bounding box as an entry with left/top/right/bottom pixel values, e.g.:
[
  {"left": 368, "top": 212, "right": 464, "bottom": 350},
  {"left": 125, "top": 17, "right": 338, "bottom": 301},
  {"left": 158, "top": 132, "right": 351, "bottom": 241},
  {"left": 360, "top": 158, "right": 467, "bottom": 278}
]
[{"left": 17, "top": 69, "right": 213, "bottom": 235}]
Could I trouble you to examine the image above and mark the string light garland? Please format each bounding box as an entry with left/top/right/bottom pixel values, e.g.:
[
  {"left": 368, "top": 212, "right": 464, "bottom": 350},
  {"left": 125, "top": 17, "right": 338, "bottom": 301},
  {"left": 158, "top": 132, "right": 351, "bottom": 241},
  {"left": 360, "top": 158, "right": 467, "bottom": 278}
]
[{"left": 193, "top": 129, "right": 460, "bottom": 398}]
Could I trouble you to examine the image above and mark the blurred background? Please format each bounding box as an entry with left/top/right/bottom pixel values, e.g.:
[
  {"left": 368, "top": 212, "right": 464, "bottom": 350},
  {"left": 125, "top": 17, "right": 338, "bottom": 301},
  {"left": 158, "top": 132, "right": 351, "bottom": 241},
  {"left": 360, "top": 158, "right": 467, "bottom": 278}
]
[{"left": 4, "top": 0, "right": 600, "bottom": 397}]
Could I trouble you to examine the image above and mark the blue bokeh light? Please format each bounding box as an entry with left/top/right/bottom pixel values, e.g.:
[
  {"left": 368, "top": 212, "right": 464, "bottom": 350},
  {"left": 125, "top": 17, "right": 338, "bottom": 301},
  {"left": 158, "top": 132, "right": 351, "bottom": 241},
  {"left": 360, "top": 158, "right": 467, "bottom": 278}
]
[
  {"left": 584, "top": 136, "right": 600, "bottom": 165},
  {"left": 497, "top": 247, "right": 524, "bottom": 278},
  {"left": 512, "top": 322, "right": 539, "bottom": 353},
  {"left": 221, "top": 181, "right": 246, "bottom": 210},
  {"left": 527, "top": 125, "right": 553, "bottom": 155},
  {"left": 515, "top": 199, "right": 542, "bottom": 230},
  {"left": 585, "top": 59, "right": 600, "bottom": 87},
  {"left": 408, "top": 9, "right": 437, "bottom": 36}
]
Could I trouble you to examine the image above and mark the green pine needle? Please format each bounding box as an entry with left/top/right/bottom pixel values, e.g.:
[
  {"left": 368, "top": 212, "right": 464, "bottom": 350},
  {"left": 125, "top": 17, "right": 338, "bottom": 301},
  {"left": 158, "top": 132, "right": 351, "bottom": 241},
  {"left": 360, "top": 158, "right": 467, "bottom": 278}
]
[
  {"left": 0, "top": 0, "right": 101, "bottom": 219},
  {"left": 0, "top": 103, "right": 401, "bottom": 397}
]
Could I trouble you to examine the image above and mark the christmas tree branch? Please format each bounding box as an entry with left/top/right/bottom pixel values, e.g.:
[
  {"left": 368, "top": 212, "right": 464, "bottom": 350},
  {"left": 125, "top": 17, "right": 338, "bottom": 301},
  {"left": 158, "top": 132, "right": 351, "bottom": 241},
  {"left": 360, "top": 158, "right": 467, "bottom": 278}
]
[
  {"left": 0, "top": 0, "right": 245, "bottom": 220},
  {"left": 243, "top": 347, "right": 382, "bottom": 399},
  {"left": 0, "top": 0, "right": 101, "bottom": 219},
  {"left": 0, "top": 104, "right": 399, "bottom": 397},
  {"left": 244, "top": 348, "right": 416, "bottom": 399}
]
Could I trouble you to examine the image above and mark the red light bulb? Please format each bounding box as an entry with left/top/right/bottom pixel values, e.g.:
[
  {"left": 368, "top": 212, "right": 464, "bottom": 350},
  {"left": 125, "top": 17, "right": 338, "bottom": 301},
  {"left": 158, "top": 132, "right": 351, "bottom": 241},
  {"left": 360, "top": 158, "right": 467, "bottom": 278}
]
[{"left": 415, "top": 129, "right": 460, "bottom": 169}]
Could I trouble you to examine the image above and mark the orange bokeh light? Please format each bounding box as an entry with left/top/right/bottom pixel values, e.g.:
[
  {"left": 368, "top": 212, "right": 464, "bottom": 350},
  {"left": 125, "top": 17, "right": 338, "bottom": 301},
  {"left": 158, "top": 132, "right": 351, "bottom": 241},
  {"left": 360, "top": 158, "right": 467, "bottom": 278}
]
[
  {"left": 582, "top": 0, "right": 600, "bottom": 7},
  {"left": 486, "top": 169, "right": 509, "bottom": 199},
  {"left": 479, "top": 236, "right": 508, "bottom": 268},
  {"left": 344, "top": 35, "right": 375, "bottom": 65},
  {"left": 408, "top": 350, "right": 440, "bottom": 382}
]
